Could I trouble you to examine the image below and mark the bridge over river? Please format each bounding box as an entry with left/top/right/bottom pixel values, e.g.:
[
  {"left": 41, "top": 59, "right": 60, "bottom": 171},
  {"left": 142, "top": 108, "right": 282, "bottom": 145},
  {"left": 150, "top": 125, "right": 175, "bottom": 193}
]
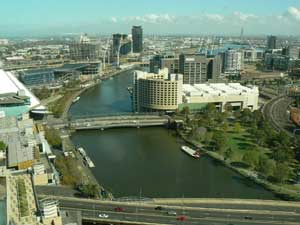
[{"left": 48, "top": 114, "right": 182, "bottom": 130}]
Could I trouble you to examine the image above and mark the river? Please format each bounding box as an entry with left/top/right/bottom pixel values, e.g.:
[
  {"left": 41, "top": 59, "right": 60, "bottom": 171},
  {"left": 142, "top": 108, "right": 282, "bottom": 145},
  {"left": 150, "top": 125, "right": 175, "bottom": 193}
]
[{"left": 69, "top": 71, "right": 277, "bottom": 199}]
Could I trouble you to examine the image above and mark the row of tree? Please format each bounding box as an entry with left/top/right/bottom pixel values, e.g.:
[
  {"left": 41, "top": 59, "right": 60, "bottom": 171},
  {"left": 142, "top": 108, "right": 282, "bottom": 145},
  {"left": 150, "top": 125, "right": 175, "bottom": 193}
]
[{"left": 180, "top": 104, "right": 297, "bottom": 184}]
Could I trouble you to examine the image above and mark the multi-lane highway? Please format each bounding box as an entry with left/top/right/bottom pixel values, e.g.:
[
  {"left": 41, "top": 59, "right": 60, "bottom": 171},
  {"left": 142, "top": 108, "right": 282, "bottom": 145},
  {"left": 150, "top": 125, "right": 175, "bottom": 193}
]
[{"left": 45, "top": 196, "right": 300, "bottom": 225}]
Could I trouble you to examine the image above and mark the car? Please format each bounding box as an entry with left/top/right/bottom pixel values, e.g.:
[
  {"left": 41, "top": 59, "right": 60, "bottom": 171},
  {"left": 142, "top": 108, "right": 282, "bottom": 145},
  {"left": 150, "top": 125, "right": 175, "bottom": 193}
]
[
  {"left": 98, "top": 214, "right": 109, "bottom": 218},
  {"left": 155, "top": 206, "right": 164, "bottom": 210},
  {"left": 244, "top": 216, "right": 253, "bottom": 220},
  {"left": 114, "top": 207, "right": 125, "bottom": 212},
  {"left": 176, "top": 216, "right": 188, "bottom": 221},
  {"left": 167, "top": 211, "right": 177, "bottom": 216}
]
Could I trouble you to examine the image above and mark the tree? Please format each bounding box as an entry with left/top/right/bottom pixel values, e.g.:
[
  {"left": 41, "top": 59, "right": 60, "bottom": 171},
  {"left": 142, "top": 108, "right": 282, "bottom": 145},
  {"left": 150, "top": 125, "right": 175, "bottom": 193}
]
[
  {"left": 206, "top": 103, "right": 216, "bottom": 114},
  {"left": 224, "top": 103, "right": 233, "bottom": 113},
  {"left": 78, "top": 183, "right": 100, "bottom": 198},
  {"left": 273, "top": 163, "right": 291, "bottom": 183},
  {"left": 224, "top": 147, "right": 234, "bottom": 161},
  {"left": 0, "top": 141, "right": 6, "bottom": 151},
  {"left": 44, "top": 127, "right": 62, "bottom": 149},
  {"left": 242, "top": 151, "right": 259, "bottom": 168},
  {"left": 222, "top": 122, "right": 229, "bottom": 133},
  {"left": 181, "top": 106, "right": 190, "bottom": 115},
  {"left": 272, "top": 146, "right": 294, "bottom": 163},
  {"left": 204, "top": 132, "right": 213, "bottom": 145},
  {"left": 257, "top": 155, "right": 275, "bottom": 178},
  {"left": 240, "top": 109, "right": 252, "bottom": 125},
  {"left": 212, "top": 131, "right": 227, "bottom": 154},
  {"left": 233, "top": 122, "right": 242, "bottom": 133}
]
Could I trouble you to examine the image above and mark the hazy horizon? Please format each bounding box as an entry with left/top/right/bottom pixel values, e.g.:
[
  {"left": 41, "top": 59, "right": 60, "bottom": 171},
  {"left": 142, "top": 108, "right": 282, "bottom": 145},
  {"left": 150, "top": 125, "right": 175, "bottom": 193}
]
[{"left": 1, "top": 0, "right": 300, "bottom": 37}]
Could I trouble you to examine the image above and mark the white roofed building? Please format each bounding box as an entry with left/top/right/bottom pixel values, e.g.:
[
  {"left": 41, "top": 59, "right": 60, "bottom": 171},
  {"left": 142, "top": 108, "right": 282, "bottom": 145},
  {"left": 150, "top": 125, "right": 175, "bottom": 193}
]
[
  {"left": 0, "top": 69, "right": 44, "bottom": 117},
  {"left": 181, "top": 83, "right": 259, "bottom": 112}
]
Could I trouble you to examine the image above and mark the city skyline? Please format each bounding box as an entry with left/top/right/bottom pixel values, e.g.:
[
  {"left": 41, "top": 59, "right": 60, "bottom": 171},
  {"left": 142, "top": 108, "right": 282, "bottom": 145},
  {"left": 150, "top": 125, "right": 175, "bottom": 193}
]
[{"left": 1, "top": 0, "right": 300, "bottom": 37}]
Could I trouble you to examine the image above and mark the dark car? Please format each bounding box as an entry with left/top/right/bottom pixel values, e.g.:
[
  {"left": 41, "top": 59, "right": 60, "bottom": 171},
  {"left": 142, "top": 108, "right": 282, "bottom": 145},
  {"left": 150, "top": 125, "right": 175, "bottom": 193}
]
[
  {"left": 155, "top": 206, "right": 164, "bottom": 210},
  {"left": 114, "top": 207, "right": 125, "bottom": 212}
]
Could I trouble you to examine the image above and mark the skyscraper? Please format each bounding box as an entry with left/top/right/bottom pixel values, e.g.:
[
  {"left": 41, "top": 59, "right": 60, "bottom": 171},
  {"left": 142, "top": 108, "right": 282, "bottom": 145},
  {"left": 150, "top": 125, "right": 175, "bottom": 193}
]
[
  {"left": 179, "top": 54, "right": 210, "bottom": 84},
  {"left": 267, "top": 35, "right": 277, "bottom": 50},
  {"left": 132, "top": 26, "right": 143, "bottom": 53},
  {"left": 149, "top": 54, "right": 179, "bottom": 74},
  {"left": 224, "top": 49, "right": 243, "bottom": 76}
]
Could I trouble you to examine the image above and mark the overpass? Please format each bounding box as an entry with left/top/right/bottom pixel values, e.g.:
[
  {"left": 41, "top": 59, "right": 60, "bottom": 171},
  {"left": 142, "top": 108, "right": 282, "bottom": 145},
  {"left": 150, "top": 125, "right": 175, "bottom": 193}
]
[
  {"left": 38, "top": 195, "right": 300, "bottom": 225},
  {"left": 49, "top": 114, "right": 181, "bottom": 130}
]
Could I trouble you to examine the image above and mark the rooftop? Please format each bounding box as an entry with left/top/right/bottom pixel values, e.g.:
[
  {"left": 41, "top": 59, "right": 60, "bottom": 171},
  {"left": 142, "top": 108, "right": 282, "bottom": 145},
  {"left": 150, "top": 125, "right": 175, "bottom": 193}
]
[
  {"left": 183, "top": 83, "right": 259, "bottom": 97},
  {"left": 0, "top": 70, "right": 40, "bottom": 109},
  {"left": 0, "top": 117, "right": 35, "bottom": 168}
]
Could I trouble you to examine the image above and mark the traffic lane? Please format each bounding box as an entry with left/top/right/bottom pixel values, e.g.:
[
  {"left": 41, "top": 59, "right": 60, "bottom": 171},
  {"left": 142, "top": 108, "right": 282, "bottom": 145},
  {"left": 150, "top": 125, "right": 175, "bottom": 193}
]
[
  {"left": 158, "top": 202, "right": 300, "bottom": 213},
  {"left": 81, "top": 210, "right": 295, "bottom": 225},
  {"left": 60, "top": 200, "right": 300, "bottom": 223}
]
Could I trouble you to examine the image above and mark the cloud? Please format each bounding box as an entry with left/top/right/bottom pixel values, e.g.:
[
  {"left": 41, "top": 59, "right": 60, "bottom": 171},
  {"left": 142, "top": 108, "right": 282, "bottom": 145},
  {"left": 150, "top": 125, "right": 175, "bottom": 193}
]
[
  {"left": 110, "top": 17, "right": 118, "bottom": 23},
  {"left": 283, "top": 6, "right": 300, "bottom": 21},
  {"left": 232, "top": 11, "right": 258, "bottom": 22},
  {"left": 124, "top": 14, "right": 176, "bottom": 24},
  {"left": 205, "top": 14, "right": 224, "bottom": 23},
  {"left": 102, "top": 7, "right": 300, "bottom": 35}
]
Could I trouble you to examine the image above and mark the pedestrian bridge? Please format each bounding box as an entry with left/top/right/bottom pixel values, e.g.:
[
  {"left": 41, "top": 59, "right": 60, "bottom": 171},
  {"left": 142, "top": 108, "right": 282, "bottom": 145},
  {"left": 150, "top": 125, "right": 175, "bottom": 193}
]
[{"left": 50, "top": 114, "right": 182, "bottom": 130}]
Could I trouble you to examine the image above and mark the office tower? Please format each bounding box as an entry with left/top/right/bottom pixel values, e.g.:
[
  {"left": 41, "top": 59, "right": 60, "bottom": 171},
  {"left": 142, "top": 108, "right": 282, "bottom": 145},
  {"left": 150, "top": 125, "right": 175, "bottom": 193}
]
[
  {"left": 207, "top": 54, "right": 223, "bottom": 81},
  {"left": 224, "top": 49, "right": 243, "bottom": 76},
  {"left": 267, "top": 35, "right": 277, "bottom": 50},
  {"left": 133, "top": 68, "right": 183, "bottom": 112},
  {"left": 150, "top": 54, "right": 179, "bottom": 74},
  {"left": 132, "top": 26, "right": 143, "bottom": 53},
  {"left": 179, "top": 54, "right": 210, "bottom": 84},
  {"left": 287, "top": 45, "right": 300, "bottom": 60}
]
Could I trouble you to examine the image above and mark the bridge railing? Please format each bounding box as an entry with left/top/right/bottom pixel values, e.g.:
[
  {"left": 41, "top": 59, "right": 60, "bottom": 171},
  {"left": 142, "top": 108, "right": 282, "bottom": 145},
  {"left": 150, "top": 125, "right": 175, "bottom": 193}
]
[
  {"left": 113, "top": 196, "right": 154, "bottom": 202},
  {"left": 68, "top": 112, "right": 164, "bottom": 120}
]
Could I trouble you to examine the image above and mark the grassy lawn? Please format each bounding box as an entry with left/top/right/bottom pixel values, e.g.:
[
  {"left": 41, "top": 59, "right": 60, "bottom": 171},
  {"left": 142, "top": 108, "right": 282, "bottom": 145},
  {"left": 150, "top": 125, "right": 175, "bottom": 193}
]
[
  {"left": 48, "top": 90, "right": 77, "bottom": 118},
  {"left": 16, "top": 178, "right": 29, "bottom": 217}
]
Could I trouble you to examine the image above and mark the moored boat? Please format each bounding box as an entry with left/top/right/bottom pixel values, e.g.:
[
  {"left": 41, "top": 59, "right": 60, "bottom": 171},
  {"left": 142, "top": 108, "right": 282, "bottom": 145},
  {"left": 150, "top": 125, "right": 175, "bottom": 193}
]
[{"left": 181, "top": 146, "right": 200, "bottom": 158}]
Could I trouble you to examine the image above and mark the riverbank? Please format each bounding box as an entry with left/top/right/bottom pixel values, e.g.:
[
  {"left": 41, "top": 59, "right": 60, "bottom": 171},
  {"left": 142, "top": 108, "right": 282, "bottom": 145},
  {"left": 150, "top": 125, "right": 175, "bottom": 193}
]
[
  {"left": 61, "top": 81, "right": 100, "bottom": 119},
  {"left": 177, "top": 130, "right": 300, "bottom": 201},
  {"left": 50, "top": 67, "right": 136, "bottom": 199}
]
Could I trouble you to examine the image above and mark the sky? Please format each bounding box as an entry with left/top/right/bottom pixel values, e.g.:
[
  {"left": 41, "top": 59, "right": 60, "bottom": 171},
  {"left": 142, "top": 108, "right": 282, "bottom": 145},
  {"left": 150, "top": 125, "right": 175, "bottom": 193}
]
[{"left": 1, "top": 0, "right": 300, "bottom": 37}]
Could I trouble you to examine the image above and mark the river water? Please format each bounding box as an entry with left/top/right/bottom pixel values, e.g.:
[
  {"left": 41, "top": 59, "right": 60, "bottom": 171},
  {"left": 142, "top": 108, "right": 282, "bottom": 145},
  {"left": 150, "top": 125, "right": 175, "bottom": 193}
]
[{"left": 69, "top": 71, "right": 277, "bottom": 199}]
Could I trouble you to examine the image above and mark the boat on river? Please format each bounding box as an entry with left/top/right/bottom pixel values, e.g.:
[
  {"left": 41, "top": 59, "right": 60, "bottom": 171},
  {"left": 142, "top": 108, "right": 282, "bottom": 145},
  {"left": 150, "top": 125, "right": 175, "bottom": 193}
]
[
  {"left": 84, "top": 155, "right": 95, "bottom": 168},
  {"left": 181, "top": 146, "right": 200, "bottom": 159},
  {"left": 72, "top": 96, "right": 80, "bottom": 103}
]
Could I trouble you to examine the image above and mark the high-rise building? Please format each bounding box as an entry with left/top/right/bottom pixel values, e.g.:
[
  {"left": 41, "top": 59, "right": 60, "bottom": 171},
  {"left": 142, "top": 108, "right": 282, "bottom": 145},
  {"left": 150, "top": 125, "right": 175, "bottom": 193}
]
[
  {"left": 267, "top": 35, "right": 277, "bottom": 50},
  {"left": 287, "top": 45, "right": 300, "bottom": 60},
  {"left": 112, "top": 34, "right": 132, "bottom": 57},
  {"left": 132, "top": 26, "right": 143, "bottom": 53},
  {"left": 69, "top": 42, "right": 100, "bottom": 61},
  {"left": 150, "top": 54, "right": 179, "bottom": 74},
  {"left": 133, "top": 68, "right": 183, "bottom": 112},
  {"left": 207, "top": 54, "right": 223, "bottom": 81},
  {"left": 224, "top": 49, "right": 243, "bottom": 76},
  {"left": 179, "top": 54, "right": 210, "bottom": 84}
]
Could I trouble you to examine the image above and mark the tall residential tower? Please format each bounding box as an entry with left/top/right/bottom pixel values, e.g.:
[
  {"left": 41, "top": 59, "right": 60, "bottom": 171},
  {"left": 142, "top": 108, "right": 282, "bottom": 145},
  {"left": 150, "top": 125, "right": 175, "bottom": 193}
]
[{"left": 132, "top": 26, "right": 143, "bottom": 53}]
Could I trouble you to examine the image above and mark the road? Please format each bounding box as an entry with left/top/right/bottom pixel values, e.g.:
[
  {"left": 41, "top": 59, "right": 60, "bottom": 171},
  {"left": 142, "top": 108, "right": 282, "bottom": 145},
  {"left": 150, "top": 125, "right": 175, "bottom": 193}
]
[
  {"left": 262, "top": 96, "right": 296, "bottom": 137},
  {"left": 40, "top": 196, "right": 300, "bottom": 225},
  {"left": 50, "top": 115, "right": 170, "bottom": 130}
]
